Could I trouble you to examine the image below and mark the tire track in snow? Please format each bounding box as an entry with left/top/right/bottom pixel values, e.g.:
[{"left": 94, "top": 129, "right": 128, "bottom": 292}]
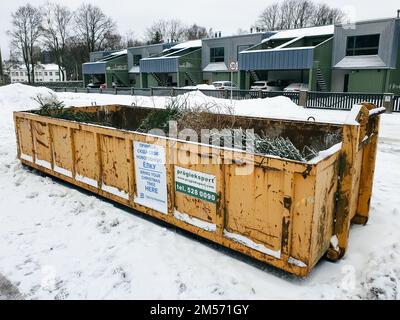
[{"left": 0, "top": 274, "right": 23, "bottom": 300}]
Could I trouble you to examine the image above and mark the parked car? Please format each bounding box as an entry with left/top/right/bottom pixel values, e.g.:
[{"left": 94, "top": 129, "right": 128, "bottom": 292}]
[
  {"left": 212, "top": 81, "right": 237, "bottom": 90},
  {"left": 250, "top": 80, "right": 288, "bottom": 92},
  {"left": 284, "top": 83, "right": 309, "bottom": 92},
  {"left": 87, "top": 82, "right": 106, "bottom": 89}
]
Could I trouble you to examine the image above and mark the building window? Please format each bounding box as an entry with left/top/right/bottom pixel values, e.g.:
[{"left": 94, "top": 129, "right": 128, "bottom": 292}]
[
  {"left": 55, "top": 72, "right": 59, "bottom": 76},
  {"left": 44, "top": 72, "right": 48, "bottom": 76},
  {"left": 49, "top": 72, "right": 53, "bottom": 76},
  {"left": 346, "top": 34, "right": 380, "bottom": 56},
  {"left": 133, "top": 55, "right": 142, "bottom": 66},
  {"left": 210, "top": 47, "right": 224, "bottom": 63}
]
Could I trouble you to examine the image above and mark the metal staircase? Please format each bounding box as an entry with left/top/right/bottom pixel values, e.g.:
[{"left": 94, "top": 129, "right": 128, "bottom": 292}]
[
  {"left": 316, "top": 69, "right": 328, "bottom": 92},
  {"left": 249, "top": 70, "right": 260, "bottom": 82},
  {"left": 184, "top": 72, "right": 196, "bottom": 86},
  {"left": 151, "top": 73, "right": 168, "bottom": 87}
]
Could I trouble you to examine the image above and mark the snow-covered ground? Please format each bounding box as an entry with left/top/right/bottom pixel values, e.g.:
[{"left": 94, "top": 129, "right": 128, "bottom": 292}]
[{"left": 0, "top": 84, "right": 399, "bottom": 300}]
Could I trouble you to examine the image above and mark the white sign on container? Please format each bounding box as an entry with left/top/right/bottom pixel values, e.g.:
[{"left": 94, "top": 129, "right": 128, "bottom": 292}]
[
  {"left": 133, "top": 141, "right": 168, "bottom": 214},
  {"left": 175, "top": 166, "right": 217, "bottom": 204}
]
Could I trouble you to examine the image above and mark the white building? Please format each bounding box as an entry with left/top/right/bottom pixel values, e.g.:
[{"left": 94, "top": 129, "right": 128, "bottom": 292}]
[{"left": 10, "top": 63, "right": 66, "bottom": 83}]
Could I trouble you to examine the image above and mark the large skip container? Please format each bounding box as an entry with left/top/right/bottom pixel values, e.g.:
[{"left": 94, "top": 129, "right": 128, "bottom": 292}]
[{"left": 13, "top": 103, "right": 384, "bottom": 276}]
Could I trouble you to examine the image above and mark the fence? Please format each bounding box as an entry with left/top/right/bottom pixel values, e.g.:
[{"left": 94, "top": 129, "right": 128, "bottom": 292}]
[
  {"left": 306, "top": 92, "right": 385, "bottom": 110},
  {"left": 51, "top": 86, "right": 399, "bottom": 112},
  {"left": 394, "top": 95, "right": 400, "bottom": 112},
  {"left": 33, "top": 81, "right": 84, "bottom": 89}
]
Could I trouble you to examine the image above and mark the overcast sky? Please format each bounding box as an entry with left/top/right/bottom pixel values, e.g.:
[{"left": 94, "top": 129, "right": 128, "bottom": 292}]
[{"left": 1, "top": 0, "right": 399, "bottom": 59}]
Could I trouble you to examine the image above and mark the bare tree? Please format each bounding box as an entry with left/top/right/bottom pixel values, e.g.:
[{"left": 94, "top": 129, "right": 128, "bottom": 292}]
[
  {"left": 146, "top": 19, "right": 186, "bottom": 43},
  {"left": 255, "top": 0, "right": 345, "bottom": 31},
  {"left": 312, "top": 4, "right": 345, "bottom": 26},
  {"left": 185, "top": 24, "right": 211, "bottom": 40},
  {"left": 292, "top": 0, "right": 315, "bottom": 28},
  {"left": 74, "top": 3, "right": 117, "bottom": 56},
  {"left": 8, "top": 4, "right": 43, "bottom": 84},
  {"left": 64, "top": 36, "right": 87, "bottom": 81},
  {"left": 42, "top": 3, "right": 73, "bottom": 81},
  {"left": 256, "top": 3, "right": 281, "bottom": 31},
  {"left": 102, "top": 32, "right": 123, "bottom": 50},
  {"left": 123, "top": 30, "right": 143, "bottom": 48}
]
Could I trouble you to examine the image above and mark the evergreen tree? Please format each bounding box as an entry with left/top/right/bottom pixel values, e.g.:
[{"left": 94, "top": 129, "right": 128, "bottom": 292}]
[{"left": 152, "top": 31, "right": 162, "bottom": 44}]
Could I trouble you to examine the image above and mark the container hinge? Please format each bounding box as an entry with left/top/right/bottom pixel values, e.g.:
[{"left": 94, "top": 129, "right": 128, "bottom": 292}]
[
  {"left": 302, "top": 165, "right": 312, "bottom": 179},
  {"left": 284, "top": 196, "right": 292, "bottom": 211}
]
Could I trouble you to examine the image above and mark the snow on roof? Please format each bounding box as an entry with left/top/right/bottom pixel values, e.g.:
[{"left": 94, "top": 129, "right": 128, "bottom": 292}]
[
  {"left": 334, "top": 55, "right": 387, "bottom": 69},
  {"left": 11, "top": 63, "right": 64, "bottom": 71},
  {"left": 40, "top": 64, "right": 63, "bottom": 70},
  {"left": 170, "top": 40, "right": 202, "bottom": 50},
  {"left": 203, "top": 62, "right": 228, "bottom": 72},
  {"left": 266, "top": 25, "right": 334, "bottom": 41},
  {"left": 109, "top": 49, "right": 128, "bottom": 56}
]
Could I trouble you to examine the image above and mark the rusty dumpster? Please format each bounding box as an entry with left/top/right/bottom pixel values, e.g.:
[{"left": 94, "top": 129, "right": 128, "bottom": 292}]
[{"left": 13, "top": 102, "right": 384, "bottom": 276}]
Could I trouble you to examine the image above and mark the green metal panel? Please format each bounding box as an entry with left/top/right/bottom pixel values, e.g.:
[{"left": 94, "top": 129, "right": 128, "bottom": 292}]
[
  {"left": 178, "top": 49, "right": 202, "bottom": 86},
  {"left": 310, "top": 38, "right": 333, "bottom": 91},
  {"left": 103, "top": 55, "right": 129, "bottom": 87},
  {"left": 388, "top": 46, "right": 400, "bottom": 94},
  {"left": 348, "top": 70, "right": 387, "bottom": 93}
]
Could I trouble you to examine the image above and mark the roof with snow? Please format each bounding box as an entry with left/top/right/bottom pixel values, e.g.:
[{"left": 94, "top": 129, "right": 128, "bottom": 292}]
[
  {"left": 203, "top": 62, "right": 228, "bottom": 72},
  {"left": 334, "top": 55, "right": 388, "bottom": 69},
  {"left": 170, "top": 40, "right": 202, "bottom": 50},
  {"left": 11, "top": 63, "right": 65, "bottom": 71},
  {"left": 264, "top": 25, "right": 334, "bottom": 42},
  {"left": 109, "top": 49, "right": 128, "bottom": 56}
]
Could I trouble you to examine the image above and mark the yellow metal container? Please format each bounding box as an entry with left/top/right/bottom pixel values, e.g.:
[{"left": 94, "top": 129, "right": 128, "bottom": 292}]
[{"left": 13, "top": 103, "right": 383, "bottom": 276}]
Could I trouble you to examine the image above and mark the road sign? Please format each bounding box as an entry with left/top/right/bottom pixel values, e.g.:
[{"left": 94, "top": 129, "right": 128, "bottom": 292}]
[{"left": 228, "top": 60, "right": 238, "bottom": 72}]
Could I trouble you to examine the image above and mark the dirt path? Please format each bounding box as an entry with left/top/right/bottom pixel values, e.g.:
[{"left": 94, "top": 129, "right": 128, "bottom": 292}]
[{"left": 0, "top": 274, "right": 23, "bottom": 300}]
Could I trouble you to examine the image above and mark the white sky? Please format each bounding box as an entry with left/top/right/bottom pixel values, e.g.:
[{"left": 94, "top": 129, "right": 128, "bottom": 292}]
[{"left": 1, "top": 0, "right": 399, "bottom": 59}]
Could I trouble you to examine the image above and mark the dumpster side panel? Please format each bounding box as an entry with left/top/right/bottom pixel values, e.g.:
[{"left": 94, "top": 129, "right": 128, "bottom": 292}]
[
  {"left": 32, "top": 121, "right": 52, "bottom": 168},
  {"left": 17, "top": 118, "right": 34, "bottom": 161},
  {"left": 310, "top": 158, "right": 339, "bottom": 265},
  {"left": 51, "top": 125, "right": 74, "bottom": 174},
  {"left": 73, "top": 130, "right": 100, "bottom": 186},
  {"left": 225, "top": 165, "right": 284, "bottom": 253},
  {"left": 290, "top": 173, "right": 316, "bottom": 266},
  {"left": 173, "top": 142, "right": 220, "bottom": 225},
  {"left": 100, "top": 135, "right": 129, "bottom": 195},
  {"left": 349, "top": 149, "right": 364, "bottom": 220},
  {"left": 354, "top": 116, "right": 380, "bottom": 225}
]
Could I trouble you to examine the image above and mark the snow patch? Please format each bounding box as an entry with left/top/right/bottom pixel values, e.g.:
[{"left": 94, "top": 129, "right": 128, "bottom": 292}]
[
  {"left": 330, "top": 235, "right": 339, "bottom": 251},
  {"left": 308, "top": 143, "right": 342, "bottom": 164},
  {"left": 369, "top": 107, "right": 386, "bottom": 116},
  {"left": 20, "top": 153, "right": 33, "bottom": 162},
  {"left": 54, "top": 165, "right": 73, "bottom": 178},
  {"left": 76, "top": 174, "right": 98, "bottom": 188},
  {"left": 223, "top": 230, "right": 281, "bottom": 259},
  {"left": 174, "top": 210, "right": 217, "bottom": 232},
  {"left": 101, "top": 183, "right": 129, "bottom": 200},
  {"left": 288, "top": 257, "right": 307, "bottom": 268},
  {"left": 35, "top": 159, "right": 52, "bottom": 170}
]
